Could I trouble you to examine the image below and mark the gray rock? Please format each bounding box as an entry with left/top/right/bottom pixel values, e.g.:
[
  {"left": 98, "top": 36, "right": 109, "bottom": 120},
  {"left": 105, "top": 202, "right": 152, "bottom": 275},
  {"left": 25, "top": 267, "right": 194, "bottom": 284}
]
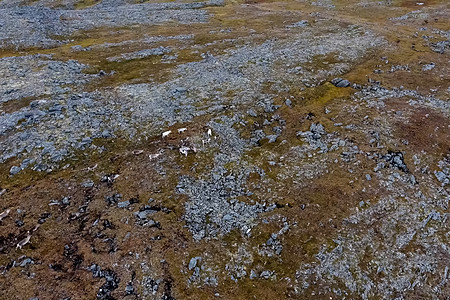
[
  {"left": 117, "top": 200, "right": 131, "bottom": 208},
  {"left": 125, "top": 283, "right": 134, "bottom": 295},
  {"left": 173, "top": 87, "right": 187, "bottom": 95},
  {"left": 61, "top": 197, "right": 70, "bottom": 205},
  {"left": 422, "top": 63, "right": 435, "bottom": 71},
  {"left": 81, "top": 180, "right": 94, "bottom": 188},
  {"left": 107, "top": 46, "right": 172, "bottom": 62},
  {"left": 20, "top": 158, "right": 34, "bottom": 169},
  {"left": 383, "top": 151, "right": 408, "bottom": 172},
  {"left": 101, "top": 130, "right": 112, "bottom": 138},
  {"left": 20, "top": 258, "right": 34, "bottom": 267},
  {"left": 134, "top": 208, "right": 157, "bottom": 220},
  {"left": 429, "top": 40, "right": 449, "bottom": 54},
  {"left": 272, "top": 126, "right": 282, "bottom": 134},
  {"left": 223, "top": 214, "right": 233, "bottom": 221},
  {"left": 267, "top": 135, "right": 279, "bottom": 143},
  {"left": 106, "top": 193, "right": 122, "bottom": 206},
  {"left": 247, "top": 109, "right": 257, "bottom": 117},
  {"left": 71, "top": 45, "right": 91, "bottom": 52},
  {"left": 10, "top": 166, "right": 21, "bottom": 175},
  {"left": 260, "top": 270, "right": 274, "bottom": 279},
  {"left": 434, "top": 171, "right": 448, "bottom": 184},
  {"left": 48, "top": 104, "right": 63, "bottom": 113},
  {"left": 288, "top": 20, "right": 309, "bottom": 28},
  {"left": 81, "top": 137, "right": 92, "bottom": 145},
  {"left": 331, "top": 78, "right": 351, "bottom": 88},
  {"left": 188, "top": 256, "right": 202, "bottom": 270}
]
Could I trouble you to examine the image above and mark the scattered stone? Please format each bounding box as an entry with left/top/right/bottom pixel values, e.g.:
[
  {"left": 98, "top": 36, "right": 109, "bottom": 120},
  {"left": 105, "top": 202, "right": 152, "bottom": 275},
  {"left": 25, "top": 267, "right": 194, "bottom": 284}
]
[
  {"left": 267, "top": 135, "right": 278, "bottom": 143},
  {"left": 422, "top": 62, "right": 435, "bottom": 71},
  {"left": 118, "top": 198, "right": 138, "bottom": 208},
  {"left": 117, "top": 200, "right": 131, "bottom": 208},
  {"left": 260, "top": 270, "right": 274, "bottom": 279},
  {"left": 19, "top": 257, "right": 34, "bottom": 267},
  {"left": 81, "top": 180, "right": 95, "bottom": 188},
  {"left": 331, "top": 78, "right": 351, "bottom": 88},
  {"left": 188, "top": 256, "right": 202, "bottom": 270},
  {"left": 134, "top": 207, "right": 161, "bottom": 227},
  {"left": 125, "top": 282, "right": 135, "bottom": 295},
  {"left": 383, "top": 151, "right": 409, "bottom": 172},
  {"left": 389, "top": 64, "right": 410, "bottom": 73},
  {"left": 107, "top": 46, "right": 172, "bottom": 62},
  {"left": 61, "top": 197, "right": 70, "bottom": 206},
  {"left": 9, "top": 166, "right": 21, "bottom": 175},
  {"left": 89, "top": 264, "right": 120, "bottom": 300},
  {"left": 429, "top": 40, "right": 449, "bottom": 54},
  {"left": 101, "top": 130, "right": 112, "bottom": 138},
  {"left": 106, "top": 193, "right": 122, "bottom": 206},
  {"left": 434, "top": 170, "right": 448, "bottom": 185},
  {"left": 247, "top": 109, "right": 257, "bottom": 117},
  {"left": 288, "top": 20, "right": 309, "bottom": 28},
  {"left": 0, "top": 2, "right": 447, "bottom": 299},
  {"left": 81, "top": 137, "right": 92, "bottom": 145},
  {"left": 135, "top": 209, "right": 156, "bottom": 220}
]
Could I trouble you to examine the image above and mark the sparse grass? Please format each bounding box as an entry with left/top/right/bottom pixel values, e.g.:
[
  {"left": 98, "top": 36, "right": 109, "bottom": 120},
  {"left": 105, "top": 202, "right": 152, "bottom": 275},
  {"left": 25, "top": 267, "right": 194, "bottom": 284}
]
[{"left": 74, "top": 0, "right": 101, "bottom": 9}]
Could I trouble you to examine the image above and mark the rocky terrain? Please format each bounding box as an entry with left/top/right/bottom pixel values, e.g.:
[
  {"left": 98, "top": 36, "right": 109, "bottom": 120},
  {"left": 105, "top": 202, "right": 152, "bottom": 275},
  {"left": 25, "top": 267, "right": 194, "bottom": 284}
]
[{"left": 0, "top": 0, "right": 448, "bottom": 299}]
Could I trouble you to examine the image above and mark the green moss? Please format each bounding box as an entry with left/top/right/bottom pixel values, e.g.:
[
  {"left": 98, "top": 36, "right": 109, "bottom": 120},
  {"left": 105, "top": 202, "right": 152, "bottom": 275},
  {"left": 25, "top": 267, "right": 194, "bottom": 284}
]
[
  {"left": 74, "top": 0, "right": 101, "bottom": 9},
  {"left": 301, "top": 82, "right": 353, "bottom": 106}
]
